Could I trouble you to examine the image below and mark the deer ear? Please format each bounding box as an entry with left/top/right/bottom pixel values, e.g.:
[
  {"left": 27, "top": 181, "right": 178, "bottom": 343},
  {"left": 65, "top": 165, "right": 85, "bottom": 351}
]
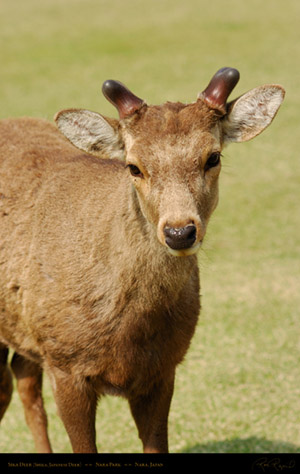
[
  {"left": 222, "top": 85, "right": 285, "bottom": 144},
  {"left": 55, "top": 109, "right": 124, "bottom": 160}
]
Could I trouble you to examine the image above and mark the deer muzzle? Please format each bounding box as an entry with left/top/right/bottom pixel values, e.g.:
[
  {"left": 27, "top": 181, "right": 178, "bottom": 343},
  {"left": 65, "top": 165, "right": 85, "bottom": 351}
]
[
  {"left": 164, "top": 225, "right": 196, "bottom": 250},
  {"left": 161, "top": 221, "right": 203, "bottom": 257}
]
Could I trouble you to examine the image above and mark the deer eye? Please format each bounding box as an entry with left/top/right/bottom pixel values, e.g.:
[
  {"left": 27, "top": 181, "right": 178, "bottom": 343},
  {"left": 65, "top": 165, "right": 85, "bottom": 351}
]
[
  {"left": 205, "top": 152, "right": 221, "bottom": 171},
  {"left": 127, "top": 164, "right": 144, "bottom": 178}
]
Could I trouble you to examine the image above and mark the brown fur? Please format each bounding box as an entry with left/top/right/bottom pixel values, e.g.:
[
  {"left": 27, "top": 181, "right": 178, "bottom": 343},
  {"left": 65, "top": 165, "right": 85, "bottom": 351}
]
[
  {"left": 0, "top": 115, "right": 201, "bottom": 453},
  {"left": 0, "top": 78, "right": 284, "bottom": 453}
]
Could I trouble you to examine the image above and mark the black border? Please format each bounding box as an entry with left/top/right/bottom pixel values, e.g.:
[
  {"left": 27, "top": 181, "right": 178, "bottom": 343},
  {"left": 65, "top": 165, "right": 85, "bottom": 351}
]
[{"left": 1, "top": 453, "right": 299, "bottom": 474}]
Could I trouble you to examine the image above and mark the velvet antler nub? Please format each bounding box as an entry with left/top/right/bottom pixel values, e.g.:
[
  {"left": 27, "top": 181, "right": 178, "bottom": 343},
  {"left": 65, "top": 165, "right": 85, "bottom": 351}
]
[
  {"left": 199, "top": 67, "right": 240, "bottom": 114},
  {"left": 102, "top": 80, "right": 145, "bottom": 119}
]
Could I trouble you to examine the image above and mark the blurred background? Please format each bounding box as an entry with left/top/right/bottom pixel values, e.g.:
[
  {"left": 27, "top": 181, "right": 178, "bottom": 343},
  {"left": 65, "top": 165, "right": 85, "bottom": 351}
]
[{"left": 0, "top": 0, "right": 299, "bottom": 453}]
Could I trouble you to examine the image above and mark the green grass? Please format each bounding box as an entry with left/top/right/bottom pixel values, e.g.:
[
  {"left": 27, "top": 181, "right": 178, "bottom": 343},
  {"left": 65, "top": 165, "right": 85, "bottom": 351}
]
[{"left": 0, "top": 0, "right": 299, "bottom": 454}]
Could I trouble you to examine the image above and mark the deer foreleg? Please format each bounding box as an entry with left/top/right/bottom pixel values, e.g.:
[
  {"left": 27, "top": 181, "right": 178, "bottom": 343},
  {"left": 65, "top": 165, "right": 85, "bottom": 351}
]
[
  {"left": 0, "top": 344, "right": 13, "bottom": 421},
  {"left": 11, "top": 352, "right": 52, "bottom": 453},
  {"left": 48, "top": 367, "right": 98, "bottom": 453},
  {"left": 129, "top": 373, "right": 175, "bottom": 453}
]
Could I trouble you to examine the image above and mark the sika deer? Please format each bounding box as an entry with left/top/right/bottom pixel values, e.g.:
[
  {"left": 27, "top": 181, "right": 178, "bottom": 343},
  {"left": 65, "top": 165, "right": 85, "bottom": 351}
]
[{"left": 0, "top": 68, "right": 284, "bottom": 453}]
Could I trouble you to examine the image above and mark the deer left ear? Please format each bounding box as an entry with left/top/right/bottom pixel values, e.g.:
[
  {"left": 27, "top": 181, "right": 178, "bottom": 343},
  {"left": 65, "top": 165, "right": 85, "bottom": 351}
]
[
  {"left": 55, "top": 109, "right": 125, "bottom": 160},
  {"left": 222, "top": 85, "right": 285, "bottom": 144}
]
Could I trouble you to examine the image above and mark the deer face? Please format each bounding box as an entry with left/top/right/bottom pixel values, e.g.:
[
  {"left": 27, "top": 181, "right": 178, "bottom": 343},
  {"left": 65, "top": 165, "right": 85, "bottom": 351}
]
[
  {"left": 56, "top": 68, "right": 284, "bottom": 257},
  {"left": 121, "top": 102, "right": 222, "bottom": 256}
]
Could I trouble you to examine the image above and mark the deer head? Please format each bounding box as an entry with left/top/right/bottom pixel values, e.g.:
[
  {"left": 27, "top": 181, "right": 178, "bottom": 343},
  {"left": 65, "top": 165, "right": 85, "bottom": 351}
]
[{"left": 55, "top": 68, "right": 285, "bottom": 256}]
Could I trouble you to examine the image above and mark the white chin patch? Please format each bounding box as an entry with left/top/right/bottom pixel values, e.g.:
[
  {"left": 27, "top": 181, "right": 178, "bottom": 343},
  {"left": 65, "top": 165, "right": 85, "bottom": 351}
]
[{"left": 166, "top": 242, "right": 201, "bottom": 257}]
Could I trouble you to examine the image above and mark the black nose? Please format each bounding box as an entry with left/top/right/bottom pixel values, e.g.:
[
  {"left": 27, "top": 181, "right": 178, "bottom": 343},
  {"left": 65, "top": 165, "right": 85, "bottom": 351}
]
[{"left": 164, "top": 225, "right": 197, "bottom": 250}]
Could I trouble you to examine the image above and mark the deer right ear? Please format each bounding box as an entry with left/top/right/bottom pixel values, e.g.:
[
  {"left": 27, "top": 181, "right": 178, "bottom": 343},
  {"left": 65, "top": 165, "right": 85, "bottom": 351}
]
[
  {"left": 221, "top": 85, "right": 285, "bottom": 144},
  {"left": 55, "top": 109, "right": 124, "bottom": 160}
]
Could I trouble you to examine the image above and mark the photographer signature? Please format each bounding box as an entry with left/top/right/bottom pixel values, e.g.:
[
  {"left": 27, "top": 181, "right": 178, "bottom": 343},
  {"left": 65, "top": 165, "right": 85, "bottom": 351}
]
[{"left": 252, "top": 457, "right": 296, "bottom": 472}]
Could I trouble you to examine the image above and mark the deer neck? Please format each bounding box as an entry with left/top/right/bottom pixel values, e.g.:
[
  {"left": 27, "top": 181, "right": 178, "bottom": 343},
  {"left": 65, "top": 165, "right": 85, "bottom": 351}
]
[{"left": 114, "top": 181, "right": 198, "bottom": 300}]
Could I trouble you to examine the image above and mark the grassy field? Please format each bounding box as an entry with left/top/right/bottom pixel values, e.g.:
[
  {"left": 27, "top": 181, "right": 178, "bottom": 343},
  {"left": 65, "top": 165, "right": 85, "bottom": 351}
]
[{"left": 0, "top": 0, "right": 299, "bottom": 454}]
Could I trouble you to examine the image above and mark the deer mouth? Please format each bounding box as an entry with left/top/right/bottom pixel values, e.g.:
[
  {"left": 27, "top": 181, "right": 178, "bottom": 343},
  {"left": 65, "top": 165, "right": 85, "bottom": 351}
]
[{"left": 166, "top": 241, "right": 202, "bottom": 257}]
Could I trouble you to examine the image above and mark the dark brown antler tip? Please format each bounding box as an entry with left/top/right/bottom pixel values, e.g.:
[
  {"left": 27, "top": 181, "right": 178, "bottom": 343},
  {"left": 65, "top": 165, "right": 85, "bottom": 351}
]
[
  {"left": 199, "top": 67, "right": 240, "bottom": 114},
  {"left": 102, "top": 80, "right": 145, "bottom": 119}
]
